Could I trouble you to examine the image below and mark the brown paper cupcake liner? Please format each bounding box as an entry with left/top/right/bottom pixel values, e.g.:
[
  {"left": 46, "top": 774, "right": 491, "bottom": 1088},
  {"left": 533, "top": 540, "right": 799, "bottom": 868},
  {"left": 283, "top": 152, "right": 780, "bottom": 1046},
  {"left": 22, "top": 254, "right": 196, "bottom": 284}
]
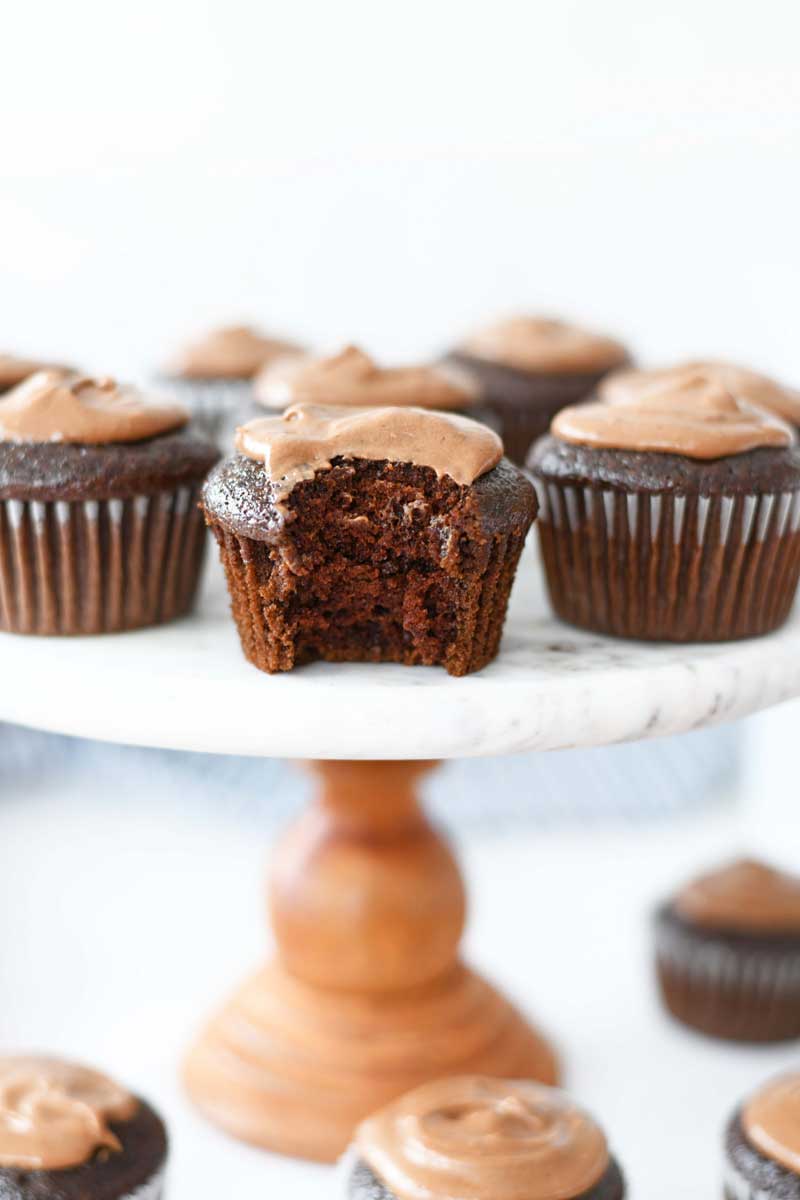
[
  {"left": 0, "top": 486, "right": 207, "bottom": 635},
  {"left": 206, "top": 518, "right": 527, "bottom": 676},
  {"left": 534, "top": 481, "right": 800, "bottom": 640},
  {"left": 655, "top": 918, "right": 800, "bottom": 1041}
]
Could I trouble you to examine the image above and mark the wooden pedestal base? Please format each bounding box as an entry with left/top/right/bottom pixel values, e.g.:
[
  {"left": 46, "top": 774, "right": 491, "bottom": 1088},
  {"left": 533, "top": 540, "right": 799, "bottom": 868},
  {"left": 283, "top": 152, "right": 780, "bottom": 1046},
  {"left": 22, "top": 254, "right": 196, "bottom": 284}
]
[{"left": 183, "top": 761, "right": 558, "bottom": 1163}]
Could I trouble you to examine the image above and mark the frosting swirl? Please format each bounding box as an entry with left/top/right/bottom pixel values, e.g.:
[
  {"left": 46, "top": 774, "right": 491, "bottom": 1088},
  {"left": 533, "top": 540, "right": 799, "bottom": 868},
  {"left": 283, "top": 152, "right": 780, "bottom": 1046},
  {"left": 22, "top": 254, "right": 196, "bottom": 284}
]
[
  {"left": 168, "top": 324, "right": 303, "bottom": 380},
  {"left": 255, "top": 346, "right": 479, "bottom": 411},
  {"left": 743, "top": 1073, "right": 800, "bottom": 1175},
  {"left": 551, "top": 373, "right": 793, "bottom": 459},
  {"left": 601, "top": 360, "right": 800, "bottom": 426},
  {"left": 0, "top": 372, "right": 188, "bottom": 445},
  {"left": 674, "top": 858, "right": 800, "bottom": 934},
  {"left": 0, "top": 1055, "right": 138, "bottom": 1170},
  {"left": 460, "top": 317, "right": 628, "bottom": 375},
  {"left": 236, "top": 402, "right": 503, "bottom": 498},
  {"left": 355, "top": 1076, "right": 609, "bottom": 1200}
]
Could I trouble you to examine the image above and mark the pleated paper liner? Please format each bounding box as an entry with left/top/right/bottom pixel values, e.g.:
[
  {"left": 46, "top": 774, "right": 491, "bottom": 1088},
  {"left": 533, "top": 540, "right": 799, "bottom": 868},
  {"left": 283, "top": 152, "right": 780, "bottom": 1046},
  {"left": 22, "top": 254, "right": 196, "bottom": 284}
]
[
  {"left": 206, "top": 518, "right": 528, "bottom": 676},
  {"left": 655, "top": 912, "right": 800, "bottom": 1041},
  {"left": 534, "top": 482, "right": 800, "bottom": 640},
  {"left": 0, "top": 485, "right": 207, "bottom": 635},
  {"left": 160, "top": 378, "right": 253, "bottom": 447}
]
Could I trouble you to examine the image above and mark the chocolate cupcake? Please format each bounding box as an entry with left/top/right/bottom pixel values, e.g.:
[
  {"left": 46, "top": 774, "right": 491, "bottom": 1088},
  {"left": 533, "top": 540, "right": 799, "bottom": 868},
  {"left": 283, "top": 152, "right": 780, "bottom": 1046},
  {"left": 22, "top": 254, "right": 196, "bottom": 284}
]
[
  {"left": 0, "top": 1054, "right": 167, "bottom": 1200},
  {"left": 445, "top": 316, "right": 630, "bottom": 464},
  {"left": 343, "top": 1076, "right": 626, "bottom": 1200},
  {"left": 253, "top": 344, "right": 495, "bottom": 429},
  {"left": 528, "top": 372, "right": 800, "bottom": 641},
  {"left": 725, "top": 1072, "right": 800, "bottom": 1199},
  {"left": 655, "top": 858, "right": 800, "bottom": 1041},
  {"left": 202, "top": 402, "right": 536, "bottom": 675},
  {"left": 601, "top": 359, "right": 800, "bottom": 434},
  {"left": 0, "top": 371, "right": 218, "bottom": 635},
  {"left": 0, "top": 354, "right": 75, "bottom": 396},
  {"left": 162, "top": 324, "right": 304, "bottom": 443}
]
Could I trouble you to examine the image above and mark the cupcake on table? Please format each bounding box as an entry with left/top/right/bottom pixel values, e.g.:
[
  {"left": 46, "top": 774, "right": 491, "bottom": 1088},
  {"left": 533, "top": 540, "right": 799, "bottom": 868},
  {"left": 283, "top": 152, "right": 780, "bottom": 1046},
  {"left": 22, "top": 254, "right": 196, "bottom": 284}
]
[
  {"left": 161, "top": 323, "right": 304, "bottom": 442},
  {"left": 444, "top": 315, "right": 631, "bottom": 464},
  {"left": 655, "top": 856, "right": 800, "bottom": 1041},
  {"left": 725, "top": 1071, "right": 800, "bottom": 1200},
  {"left": 203, "top": 401, "right": 536, "bottom": 675},
  {"left": 343, "top": 1075, "right": 626, "bottom": 1199},
  {"left": 0, "top": 1054, "right": 167, "bottom": 1200},
  {"left": 253, "top": 344, "right": 489, "bottom": 423},
  {"left": 0, "top": 371, "right": 218, "bottom": 635},
  {"left": 527, "top": 366, "right": 800, "bottom": 641}
]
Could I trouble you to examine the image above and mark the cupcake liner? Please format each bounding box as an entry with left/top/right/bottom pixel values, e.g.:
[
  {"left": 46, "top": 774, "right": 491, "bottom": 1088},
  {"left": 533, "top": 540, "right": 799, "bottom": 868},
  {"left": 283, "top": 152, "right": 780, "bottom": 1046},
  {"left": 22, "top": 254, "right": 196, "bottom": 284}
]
[
  {"left": 161, "top": 378, "right": 253, "bottom": 446},
  {"left": 0, "top": 486, "right": 207, "bottom": 635},
  {"left": 655, "top": 916, "right": 800, "bottom": 1041},
  {"left": 207, "top": 519, "right": 527, "bottom": 676},
  {"left": 534, "top": 481, "right": 800, "bottom": 640}
]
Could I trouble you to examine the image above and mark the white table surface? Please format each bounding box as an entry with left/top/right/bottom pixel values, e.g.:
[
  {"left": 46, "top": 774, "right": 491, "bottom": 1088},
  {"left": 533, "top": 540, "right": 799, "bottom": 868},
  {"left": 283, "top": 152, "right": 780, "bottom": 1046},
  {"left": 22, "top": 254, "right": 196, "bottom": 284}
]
[{"left": 1, "top": 753, "right": 798, "bottom": 1199}]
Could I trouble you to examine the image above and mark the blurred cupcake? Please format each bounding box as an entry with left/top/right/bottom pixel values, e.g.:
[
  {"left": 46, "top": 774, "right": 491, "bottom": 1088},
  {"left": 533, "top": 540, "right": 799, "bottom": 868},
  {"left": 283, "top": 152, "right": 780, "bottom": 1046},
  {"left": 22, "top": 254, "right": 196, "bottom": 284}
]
[
  {"left": 253, "top": 344, "right": 493, "bottom": 426},
  {"left": 162, "top": 324, "right": 304, "bottom": 443},
  {"left": 725, "top": 1072, "right": 800, "bottom": 1199},
  {"left": 0, "top": 1054, "right": 167, "bottom": 1199},
  {"left": 343, "top": 1076, "right": 626, "bottom": 1199},
  {"left": 528, "top": 371, "right": 800, "bottom": 641},
  {"left": 0, "top": 371, "right": 218, "bottom": 635},
  {"left": 602, "top": 359, "right": 800, "bottom": 433},
  {"left": 202, "top": 403, "right": 535, "bottom": 675},
  {"left": 0, "top": 353, "right": 75, "bottom": 395},
  {"left": 445, "top": 316, "right": 630, "bottom": 464},
  {"left": 655, "top": 858, "right": 800, "bottom": 1041}
]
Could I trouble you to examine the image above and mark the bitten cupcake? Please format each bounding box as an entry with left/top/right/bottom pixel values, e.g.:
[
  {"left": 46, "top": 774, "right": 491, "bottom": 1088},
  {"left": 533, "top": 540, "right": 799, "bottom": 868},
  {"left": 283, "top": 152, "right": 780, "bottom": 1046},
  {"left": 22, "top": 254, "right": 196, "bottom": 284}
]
[
  {"left": 0, "top": 1054, "right": 167, "bottom": 1200},
  {"left": 0, "top": 371, "right": 218, "bottom": 635},
  {"left": 162, "top": 324, "right": 304, "bottom": 442},
  {"left": 725, "top": 1072, "right": 800, "bottom": 1200},
  {"left": 445, "top": 316, "right": 630, "bottom": 464},
  {"left": 253, "top": 344, "right": 492, "bottom": 425},
  {"left": 655, "top": 858, "right": 800, "bottom": 1041},
  {"left": 528, "top": 372, "right": 800, "bottom": 641},
  {"left": 343, "top": 1076, "right": 626, "bottom": 1200},
  {"left": 601, "top": 359, "right": 800, "bottom": 433},
  {"left": 202, "top": 403, "right": 536, "bottom": 675},
  {"left": 0, "top": 354, "right": 75, "bottom": 395}
]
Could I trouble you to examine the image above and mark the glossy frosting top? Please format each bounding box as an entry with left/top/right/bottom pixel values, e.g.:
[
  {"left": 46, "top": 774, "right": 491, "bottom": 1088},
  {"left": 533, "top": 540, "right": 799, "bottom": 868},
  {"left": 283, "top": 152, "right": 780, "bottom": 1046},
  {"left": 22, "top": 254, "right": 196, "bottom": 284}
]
[
  {"left": 254, "top": 345, "right": 479, "bottom": 411},
  {"left": 167, "top": 324, "right": 303, "bottom": 379},
  {"left": 459, "top": 316, "right": 628, "bottom": 374},
  {"left": 601, "top": 360, "right": 800, "bottom": 426},
  {"left": 235, "top": 402, "right": 503, "bottom": 498},
  {"left": 0, "top": 354, "right": 74, "bottom": 391},
  {"left": 0, "top": 1055, "right": 137, "bottom": 1170},
  {"left": 355, "top": 1076, "right": 609, "bottom": 1200},
  {"left": 0, "top": 372, "right": 188, "bottom": 445},
  {"left": 551, "top": 372, "right": 793, "bottom": 460},
  {"left": 743, "top": 1072, "right": 800, "bottom": 1175},
  {"left": 674, "top": 858, "right": 800, "bottom": 934}
]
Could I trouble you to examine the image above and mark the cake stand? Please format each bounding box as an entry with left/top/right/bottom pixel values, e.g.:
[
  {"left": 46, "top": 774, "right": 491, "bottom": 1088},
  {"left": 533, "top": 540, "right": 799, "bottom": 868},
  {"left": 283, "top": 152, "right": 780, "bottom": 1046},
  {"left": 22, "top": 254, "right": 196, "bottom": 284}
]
[{"left": 2, "top": 548, "right": 800, "bottom": 1162}]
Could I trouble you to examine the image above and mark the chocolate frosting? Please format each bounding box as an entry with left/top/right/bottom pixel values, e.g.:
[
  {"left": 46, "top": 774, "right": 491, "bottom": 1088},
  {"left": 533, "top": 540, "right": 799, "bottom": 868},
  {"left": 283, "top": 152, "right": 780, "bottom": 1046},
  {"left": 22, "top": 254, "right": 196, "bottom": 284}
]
[
  {"left": 0, "top": 355, "right": 74, "bottom": 392},
  {"left": 235, "top": 402, "right": 503, "bottom": 498},
  {"left": 0, "top": 372, "right": 188, "bottom": 445},
  {"left": 355, "top": 1076, "right": 609, "bottom": 1200},
  {"left": 601, "top": 360, "right": 800, "bottom": 426},
  {"left": 167, "top": 324, "right": 303, "bottom": 380},
  {"left": 460, "top": 317, "right": 628, "bottom": 375},
  {"left": 551, "top": 373, "right": 793, "bottom": 460},
  {"left": 254, "top": 345, "right": 479, "bottom": 411},
  {"left": 674, "top": 858, "right": 800, "bottom": 934},
  {"left": 0, "top": 1056, "right": 138, "bottom": 1170},
  {"left": 743, "top": 1073, "right": 800, "bottom": 1174}
]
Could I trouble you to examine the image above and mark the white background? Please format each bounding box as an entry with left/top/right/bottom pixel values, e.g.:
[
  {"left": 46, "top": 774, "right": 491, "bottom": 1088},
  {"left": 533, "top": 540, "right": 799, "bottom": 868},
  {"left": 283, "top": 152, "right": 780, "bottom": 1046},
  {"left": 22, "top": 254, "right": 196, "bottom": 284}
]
[{"left": 3, "top": 2, "right": 800, "bottom": 1196}]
